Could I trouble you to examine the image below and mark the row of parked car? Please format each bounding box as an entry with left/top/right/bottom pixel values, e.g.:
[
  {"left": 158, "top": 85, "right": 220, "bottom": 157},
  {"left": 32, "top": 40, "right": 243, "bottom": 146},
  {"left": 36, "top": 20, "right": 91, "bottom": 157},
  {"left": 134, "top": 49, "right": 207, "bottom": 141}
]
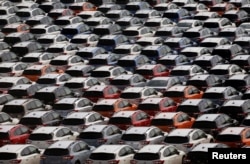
[{"left": 1, "top": 0, "right": 250, "bottom": 163}]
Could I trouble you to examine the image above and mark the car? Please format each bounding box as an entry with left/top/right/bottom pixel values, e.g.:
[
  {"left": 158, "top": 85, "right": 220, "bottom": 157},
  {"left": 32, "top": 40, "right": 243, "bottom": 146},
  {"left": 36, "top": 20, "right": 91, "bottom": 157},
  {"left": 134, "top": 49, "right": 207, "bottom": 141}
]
[
  {"left": 105, "top": 9, "right": 132, "bottom": 21},
  {"left": 0, "top": 62, "right": 28, "bottom": 77},
  {"left": 202, "top": 18, "right": 236, "bottom": 33},
  {"left": 163, "top": 85, "right": 204, "bottom": 103},
  {"left": 239, "top": 22, "right": 250, "bottom": 33},
  {"left": 135, "top": 36, "right": 164, "bottom": 48},
  {"left": 49, "top": 55, "right": 85, "bottom": 72},
  {"left": 88, "top": 53, "right": 121, "bottom": 67},
  {"left": 162, "top": 8, "right": 192, "bottom": 23},
  {"left": 163, "top": 37, "right": 197, "bottom": 54},
  {"left": 40, "top": 140, "right": 95, "bottom": 164},
  {"left": 19, "top": 110, "right": 62, "bottom": 130},
  {"left": 97, "top": 3, "right": 121, "bottom": 14},
  {"left": 0, "top": 124, "right": 31, "bottom": 146},
  {"left": 87, "top": 18, "right": 115, "bottom": 32},
  {"left": 68, "top": 2, "right": 97, "bottom": 15},
  {"left": 230, "top": 0, "right": 250, "bottom": 8},
  {"left": 3, "top": 32, "right": 35, "bottom": 46},
  {"left": 61, "top": 22, "right": 91, "bottom": 39},
  {"left": 0, "top": 77, "right": 32, "bottom": 93},
  {"left": 36, "top": 34, "right": 69, "bottom": 49},
  {"left": 180, "top": 47, "right": 212, "bottom": 61},
  {"left": 186, "top": 74, "right": 223, "bottom": 91},
  {"left": 215, "top": 127, "right": 250, "bottom": 147},
  {"left": 117, "top": 55, "right": 151, "bottom": 73},
  {"left": 86, "top": 145, "right": 136, "bottom": 164},
  {"left": 22, "top": 65, "right": 59, "bottom": 82},
  {"left": 192, "top": 113, "right": 239, "bottom": 137},
  {"left": 192, "top": 55, "right": 226, "bottom": 71},
  {"left": 27, "top": 126, "right": 79, "bottom": 149},
  {"left": 125, "top": 1, "right": 151, "bottom": 14},
  {"left": 15, "top": 8, "right": 45, "bottom": 22},
  {"left": 140, "top": 45, "right": 173, "bottom": 62},
  {"left": 38, "top": 1, "right": 65, "bottom": 13},
  {"left": 16, "top": 1, "right": 39, "bottom": 9},
  {"left": 202, "top": 86, "right": 243, "bottom": 105},
  {"left": 0, "top": 112, "right": 19, "bottom": 125},
  {"left": 164, "top": 128, "right": 214, "bottom": 153},
  {"left": 172, "top": 0, "right": 195, "bottom": 7},
  {"left": 224, "top": 74, "right": 250, "bottom": 92},
  {"left": 90, "top": 65, "right": 130, "bottom": 84},
  {"left": 131, "top": 144, "right": 186, "bottom": 164},
  {"left": 222, "top": 10, "right": 250, "bottom": 26},
  {"left": 92, "top": 98, "right": 138, "bottom": 118},
  {"left": 210, "top": 3, "right": 236, "bottom": 16},
  {"left": 144, "top": 17, "right": 176, "bottom": 31},
  {"left": 151, "top": 111, "right": 195, "bottom": 132},
  {"left": 199, "top": 37, "right": 231, "bottom": 52},
  {"left": 137, "top": 97, "right": 178, "bottom": 116},
  {"left": 0, "top": 144, "right": 41, "bottom": 164},
  {"left": 184, "top": 143, "right": 229, "bottom": 164},
  {"left": 182, "top": 3, "right": 208, "bottom": 15},
  {"left": 10, "top": 41, "right": 44, "bottom": 57},
  {"left": 54, "top": 15, "right": 83, "bottom": 28},
  {"left": 157, "top": 54, "right": 191, "bottom": 70},
  {"left": 75, "top": 47, "right": 106, "bottom": 60},
  {"left": 154, "top": 2, "right": 179, "bottom": 14},
  {"left": 170, "top": 65, "right": 208, "bottom": 79},
  {"left": 135, "top": 64, "right": 170, "bottom": 79},
  {"left": 82, "top": 85, "right": 121, "bottom": 103},
  {"left": 209, "top": 64, "right": 246, "bottom": 80},
  {"left": 65, "top": 65, "right": 95, "bottom": 78},
  {"left": 113, "top": 44, "right": 142, "bottom": 56},
  {"left": 0, "top": 41, "right": 10, "bottom": 51},
  {"left": 218, "top": 99, "right": 250, "bottom": 122},
  {"left": 70, "top": 33, "right": 99, "bottom": 48},
  {"left": 33, "top": 86, "right": 74, "bottom": 105},
  {"left": 7, "top": 84, "right": 42, "bottom": 99},
  {"left": 177, "top": 19, "right": 204, "bottom": 31},
  {"left": 240, "top": 114, "right": 250, "bottom": 127},
  {"left": 108, "top": 110, "right": 153, "bottom": 130},
  {"left": 77, "top": 124, "right": 123, "bottom": 147},
  {"left": 119, "top": 126, "right": 167, "bottom": 150},
  {"left": 193, "top": 11, "right": 220, "bottom": 21},
  {"left": 25, "top": 15, "right": 54, "bottom": 27},
  {"left": 116, "top": 16, "right": 143, "bottom": 30},
  {"left": 46, "top": 42, "right": 79, "bottom": 56},
  {"left": 233, "top": 36, "right": 250, "bottom": 53},
  {"left": 154, "top": 26, "right": 184, "bottom": 39},
  {"left": 29, "top": 24, "right": 61, "bottom": 39},
  {"left": 122, "top": 26, "right": 155, "bottom": 41},
  {"left": 0, "top": 15, "right": 21, "bottom": 29},
  {"left": 97, "top": 34, "right": 129, "bottom": 52},
  {"left": 61, "top": 111, "right": 109, "bottom": 132},
  {"left": 36, "top": 73, "right": 72, "bottom": 87},
  {"left": 47, "top": 8, "right": 74, "bottom": 20},
  {"left": 218, "top": 27, "right": 249, "bottom": 42},
  {"left": 230, "top": 55, "right": 250, "bottom": 72},
  {"left": 76, "top": 10, "right": 104, "bottom": 21},
  {"left": 176, "top": 99, "right": 220, "bottom": 118},
  {"left": 52, "top": 97, "right": 93, "bottom": 117},
  {"left": 110, "top": 74, "right": 147, "bottom": 90},
  {"left": 146, "top": 76, "right": 183, "bottom": 92}
]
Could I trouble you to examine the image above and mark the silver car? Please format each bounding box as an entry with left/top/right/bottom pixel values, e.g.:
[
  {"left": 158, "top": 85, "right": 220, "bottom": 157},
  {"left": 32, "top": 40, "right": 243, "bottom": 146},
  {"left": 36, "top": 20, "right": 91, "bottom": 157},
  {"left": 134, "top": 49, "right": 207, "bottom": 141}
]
[{"left": 40, "top": 140, "right": 95, "bottom": 164}]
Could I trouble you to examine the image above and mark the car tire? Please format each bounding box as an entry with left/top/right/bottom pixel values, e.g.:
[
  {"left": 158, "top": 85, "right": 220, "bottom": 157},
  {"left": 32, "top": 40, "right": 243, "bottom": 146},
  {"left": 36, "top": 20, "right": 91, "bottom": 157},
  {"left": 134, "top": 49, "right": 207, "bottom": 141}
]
[{"left": 181, "top": 156, "right": 185, "bottom": 164}]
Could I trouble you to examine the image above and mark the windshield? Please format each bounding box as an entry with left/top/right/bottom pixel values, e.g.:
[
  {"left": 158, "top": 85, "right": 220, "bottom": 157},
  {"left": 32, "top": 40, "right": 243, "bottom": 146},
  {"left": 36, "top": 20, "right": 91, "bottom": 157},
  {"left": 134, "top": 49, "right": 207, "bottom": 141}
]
[
  {"left": 224, "top": 80, "right": 246, "bottom": 87},
  {"left": 209, "top": 69, "right": 229, "bottom": 75},
  {"left": 91, "top": 71, "right": 110, "bottom": 77},
  {"left": 163, "top": 13, "right": 179, "bottom": 19},
  {"left": 135, "top": 69, "right": 153, "bottom": 76},
  {"left": 218, "top": 32, "right": 235, "bottom": 37},
  {"left": 200, "top": 42, "right": 218, "bottom": 47},
  {"left": 54, "top": 20, "right": 70, "bottom": 26},
  {"left": 117, "top": 60, "right": 136, "bottom": 67},
  {"left": 64, "top": 82, "right": 83, "bottom": 88},
  {"left": 70, "top": 38, "right": 87, "bottom": 44},
  {"left": 65, "top": 70, "right": 83, "bottom": 77},
  {"left": 89, "top": 59, "right": 108, "bottom": 65},
  {"left": 83, "top": 91, "right": 103, "bottom": 97},
  {"left": 50, "top": 60, "right": 68, "bottom": 65},
  {"left": 30, "top": 28, "right": 46, "bottom": 34},
  {"left": 183, "top": 32, "right": 200, "bottom": 38},
  {"left": 21, "top": 57, "right": 39, "bottom": 63},
  {"left": 98, "top": 39, "right": 115, "bottom": 46},
  {"left": 170, "top": 70, "right": 189, "bottom": 76},
  {"left": 219, "top": 106, "right": 243, "bottom": 114},
  {"left": 138, "top": 104, "right": 160, "bottom": 110},
  {"left": 2, "top": 105, "right": 24, "bottom": 114},
  {"left": 202, "top": 92, "right": 224, "bottom": 99},
  {"left": 177, "top": 105, "right": 200, "bottom": 113},
  {"left": 123, "top": 30, "right": 139, "bottom": 36}
]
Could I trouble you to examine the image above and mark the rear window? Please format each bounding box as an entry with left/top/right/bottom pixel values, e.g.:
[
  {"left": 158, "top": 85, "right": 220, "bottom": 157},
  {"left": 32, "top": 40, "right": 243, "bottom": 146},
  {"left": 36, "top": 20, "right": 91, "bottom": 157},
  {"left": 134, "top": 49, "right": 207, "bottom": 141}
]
[
  {"left": 209, "top": 69, "right": 229, "bottom": 75},
  {"left": 151, "top": 118, "right": 173, "bottom": 125},
  {"left": 30, "top": 28, "right": 46, "bottom": 34},
  {"left": 170, "top": 70, "right": 189, "bottom": 76},
  {"left": 54, "top": 20, "right": 70, "bottom": 26},
  {"left": 224, "top": 80, "right": 246, "bottom": 87},
  {"left": 0, "top": 67, "right": 12, "bottom": 73},
  {"left": 29, "top": 133, "right": 53, "bottom": 140},
  {"left": 50, "top": 60, "right": 68, "bottom": 65},
  {"left": 91, "top": 71, "right": 110, "bottom": 77},
  {"left": 2, "top": 105, "right": 24, "bottom": 114},
  {"left": 78, "top": 132, "right": 103, "bottom": 139},
  {"left": 53, "top": 104, "right": 74, "bottom": 110},
  {"left": 36, "top": 78, "right": 56, "bottom": 85},
  {"left": 192, "top": 121, "right": 217, "bottom": 129},
  {"left": 135, "top": 69, "right": 153, "bottom": 76},
  {"left": 0, "top": 153, "right": 17, "bottom": 160},
  {"left": 138, "top": 104, "right": 160, "bottom": 111},
  {"left": 70, "top": 38, "right": 87, "bottom": 44},
  {"left": 121, "top": 134, "right": 146, "bottom": 141},
  {"left": 89, "top": 59, "right": 108, "bottom": 65},
  {"left": 22, "top": 70, "right": 41, "bottom": 75},
  {"left": 89, "top": 153, "right": 115, "bottom": 160},
  {"left": 120, "top": 92, "right": 141, "bottom": 99},
  {"left": 43, "top": 148, "right": 69, "bottom": 156},
  {"left": 64, "top": 82, "right": 83, "bottom": 88},
  {"left": 117, "top": 60, "right": 136, "bottom": 67},
  {"left": 108, "top": 117, "right": 132, "bottom": 124},
  {"left": 0, "top": 132, "right": 9, "bottom": 139},
  {"left": 163, "top": 91, "right": 184, "bottom": 97},
  {"left": 21, "top": 57, "right": 39, "bottom": 63},
  {"left": 122, "top": 30, "right": 139, "bottom": 36},
  {"left": 164, "top": 136, "right": 189, "bottom": 143},
  {"left": 65, "top": 70, "right": 83, "bottom": 77},
  {"left": 176, "top": 105, "right": 200, "bottom": 113},
  {"left": 203, "top": 22, "right": 219, "bottom": 28},
  {"left": 8, "top": 90, "right": 28, "bottom": 97},
  {"left": 110, "top": 79, "right": 130, "bottom": 85},
  {"left": 62, "top": 118, "right": 84, "bottom": 125},
  {"left": 61, "top": 29, "right": 78, "bottom": 35},
  {"left": 202, "top": 92, "right": 224, "bottom": 99},
  {"left": 216, "top": 134, "right": 241, "bottom": 142},
  {"left": 134, "top": 153, "right": 160, "bottom": 160},
  {"left": 19, "top": 117, "right": 42, "bottom": 125},
  {"left": 93, "top": 105, "right": 114, "bottom": 111},
  {"left": 83, "top": 91, "right": 103, "bottom": 97}
]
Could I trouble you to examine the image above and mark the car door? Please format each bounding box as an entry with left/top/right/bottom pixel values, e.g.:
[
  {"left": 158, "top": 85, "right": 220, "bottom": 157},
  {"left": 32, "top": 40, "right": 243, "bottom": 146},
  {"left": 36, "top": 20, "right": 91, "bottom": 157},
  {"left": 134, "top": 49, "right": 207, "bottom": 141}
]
[{"left": 118, "top": 146, "right": 135, "bottom": 163}]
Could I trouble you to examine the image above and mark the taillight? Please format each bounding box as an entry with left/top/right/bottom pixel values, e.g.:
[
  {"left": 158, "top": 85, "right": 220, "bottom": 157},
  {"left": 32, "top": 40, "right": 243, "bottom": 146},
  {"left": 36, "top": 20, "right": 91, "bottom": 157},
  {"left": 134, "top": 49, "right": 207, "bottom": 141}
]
[
  {"left": 47, "top": 140, "right": 55, "bottom": 144},
  {"left": 9, "top": 72, "right": 15, "bottom": 76},
  {"left": 108, "top": 160, "right": 120, "bottom": 164},
  {"left": 63, "top": 155, "right": 74, "bottom": 160},
  {"left": 236, "top": 142, "right": 245, "bottom": 147},
  {"left": 130, "top": 160, "right": 137, "bottom": 164},
  {"left": 183, "top": 143, "right": 193, "bottom": 148},
  {"left": 2, "top": 139, "right": 10, "bottom": 144},
  {"left": 118, "top": 140, "right": 124, "bottom": 144},
  {"left": 26, "top": 139, "right": 31, "bottom": 144},
  {"left": 97, "top": 138, "right": 107, "bottom": 143},
  {"left": 153, "top": 160, "right": 164, "bottom": 164},
  {"left": 10, "top": 159, "right": 21, "bottom": 164},
  {"left": 40, "top": 156, "right": 46, "bottom": 159},
  {"left": 141, "top": 140, "right": 150, "bottom": 145},
  {"left": 86, "top": 159, "right": 93, "bottom": 164}
]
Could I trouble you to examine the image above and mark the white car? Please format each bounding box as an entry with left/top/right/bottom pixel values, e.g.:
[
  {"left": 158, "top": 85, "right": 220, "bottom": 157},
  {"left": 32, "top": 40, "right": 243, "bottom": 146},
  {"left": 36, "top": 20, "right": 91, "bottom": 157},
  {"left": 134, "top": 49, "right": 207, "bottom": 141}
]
[
  {"left": 131, "top": 144, "right": 186, "bottom": 164},
  {"left": 0, "top": 62, "right": 28, "bottom": 77},
  {"left": 119, "top": 126, "right": 168, "bottom": 150},
  {"left": 27, "top": 126, "right": 79, "bottom": 149},
  {"left": 21, "top": 52, "right": 59, "bottom": 65},
  {"left": 87, "top": 145, "right": 136, "bottom": 164},
  {"left": 36, "top": 73, "right": 72, "bottom": 87},
  {"left": 0, "top": 112, "right": 19, "bottom": 125},
  {"left": 70, "top": 33, "right": 99, "bottom": 48},
  {"left": 46, "top": 42, "right": 79, "bottom": 56},
  {"left": 164, "top": 128, "right": 214, "bottom": 153},
  {"left": 0, "top": 144, "right": 41, "bottom": 164},
  {"left": 62, "top": 111, "right": 109, "bottom": 132}
]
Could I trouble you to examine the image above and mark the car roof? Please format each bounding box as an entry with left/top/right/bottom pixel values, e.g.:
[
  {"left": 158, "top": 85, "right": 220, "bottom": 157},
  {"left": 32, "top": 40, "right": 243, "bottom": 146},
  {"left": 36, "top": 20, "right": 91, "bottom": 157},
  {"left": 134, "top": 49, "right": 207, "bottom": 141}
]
[
  {"left": 87, "top": 85, "right": 107, "bottom": 91},
  {"left": 180, "top": 99, "right": 204, "bottom": 106},
  {"left": 32, "top": 126, "right": 60, "bottom": 134},
  {"left": 123, "top": 87, "right": 145, "bottom": 92},
  {"left": 40, "top": 73, "right": 60, "bottom": 79},
  {"left": 83, "top": 125, "right": 109, "bottom": 132},
  {"left": 205, "top": 87, "right": 228, "bottom": 93},
  {"left": 167, "top": 85, "right": 187, "bottom": 91},
  {"left": 26, "top": 65, "right": 47, "bottom": 70},
  {"left": 66, "top": 112, "right": 95, "bottom": 119},
  {"left": 0, "top": 77, "right": 26, "bottom": 83},
  {"left": 47, "top": 140, "right": 75, "bottom": 149},
  {"left": 56, "top": 98, "right": 80, "bottom": 104},
  {"left": 93, "top": 145, "right": 128, "bottom": 153},
  {"left": 96, "top": 99, "right": 118, "bottom": 105},
  {"left": 232, "top": 55, "right": 250, "bottom": 60},
  {"left": 137, "top": 64, "right": 156, "bottom": 70},
  {"left": 220, "top": 127, "right": 246, "bottom": 135},
  {"left": 0, "top": 62, "right": 17, "bottom": 67},
  {"left": 66, "top": 77, "right": 88, "bottom": 83},
  {"left": 10, "top": 84, "right": 33, "bottom": 90},
  {"left": 196, "top": 114, "right": 221, "bottom": 121},
  {"left": 23, "top": 111, "right": 51, "bottom": 118},
  {"left": 189, "top": 74, "right": 211, "bottom": 80},
  {"left": 0, "top": 144, "right": 33, "bottom": 153},
  {"left": 138, "top": 144, "right": 166, "bottom": 153},
  {"left": 125, "top": 126, "right": 153, "bottom": 134},
  {"left": 154, "top": 112, "right": 178, "bottom": 119},
  {"left": 191, "top": 143, "right": 226, "bottom": 152},
  {"left": 112, "top": 111, "right": 136, "bottom": 117},
  {"left": 141, "top": 97, "right": 165, "bottom": 104},
  {"left": 211, "top": 64, "right": 232, "bottom": 69},
  {"left": 228, "top": 74, "right": 249, "bottom": 80},
  {"left": 6, "top": 99, "right": 30, "bottom": 105},
  {"left": 0, "top": 125, "right": 17, "bottom": 132},
  {"left": 168, "top": 128, "right": 194, "bottom": 136},
  {"left": 37, "top": 86, "right": 59, "bottom": 92},
  {"left": 222, "top": 100, "right": 246, "bottom": 106}
]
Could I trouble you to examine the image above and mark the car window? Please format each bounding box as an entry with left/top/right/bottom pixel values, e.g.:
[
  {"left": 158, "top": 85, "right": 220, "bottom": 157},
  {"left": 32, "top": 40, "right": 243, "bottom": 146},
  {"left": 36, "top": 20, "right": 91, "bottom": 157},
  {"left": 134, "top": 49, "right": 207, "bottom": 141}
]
[
  {"left": 21, "top": 147, "right": 30, "bottom": 156},
  {"left": 163, "top": 148, "right": 171, "bottom": 157}
]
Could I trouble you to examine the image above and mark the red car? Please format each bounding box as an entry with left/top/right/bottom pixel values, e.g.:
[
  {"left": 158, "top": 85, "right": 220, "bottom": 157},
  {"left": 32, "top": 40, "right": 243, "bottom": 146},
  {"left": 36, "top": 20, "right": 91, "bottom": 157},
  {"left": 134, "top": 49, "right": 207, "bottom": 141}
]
[
  {"left": 108, "top": 110, "right": 153, "bottom": 130},
  {"left": 0, "top": 124, "right": 30, "bottom": 146},
  {"left": 82, "top": 85, "right": 121, "bottom": 102},
  {"left": 135, "top": 64, "right": 170, "bottom": 79},
  {"left": 137, "top": 97, "right": 179, "bottom": 116}
]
